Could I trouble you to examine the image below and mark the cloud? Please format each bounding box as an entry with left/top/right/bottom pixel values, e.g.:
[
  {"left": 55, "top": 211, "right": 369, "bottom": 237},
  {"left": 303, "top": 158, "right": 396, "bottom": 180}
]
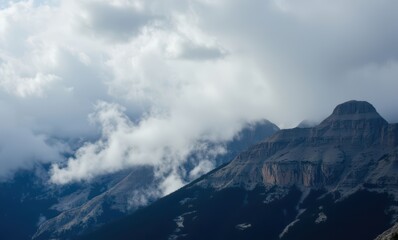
[
  {"left": 1, "top": 0, "right": 398, "bottom": 196},
  {"left": 127, "top": 188, "right": 161, "bottom": 209},
  {"left": 70, "top": 0, "right": 156, "bottom": 42},
  {"left": 0, "top": 101, "right": 63, "bottom": 180},
  {"left": 188, "top": 160, "right": 215, "bottom": 180},
  {"left": 0, "top": 62, "right": 59, "bottom": 97}
]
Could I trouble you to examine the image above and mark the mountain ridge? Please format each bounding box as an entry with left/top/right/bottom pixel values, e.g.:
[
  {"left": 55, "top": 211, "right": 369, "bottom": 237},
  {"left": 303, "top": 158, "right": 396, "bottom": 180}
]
[
  {"left": 31, "top": 120, "right": 279, "bottom": 240},
  {"left": 80, "top": 100, "right": 398, "bottom": 240},
  {"left": 195, "top": 100, "right": 397, "bottom": 190}
]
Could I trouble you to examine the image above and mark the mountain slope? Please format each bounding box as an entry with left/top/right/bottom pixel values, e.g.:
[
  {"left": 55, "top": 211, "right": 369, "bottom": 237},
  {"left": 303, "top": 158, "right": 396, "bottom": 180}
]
[
  {"left": 375, "top": 223, "right": 398, "bottom": 240},
  {"left": 0, "top": 164, "right": 132, "bottom": 240},
  {"left": 80, "top": 100, "right": 398, "bottom": 240},
  {"left": 29, "top": 120, "right": 278, "bottom": 240}
]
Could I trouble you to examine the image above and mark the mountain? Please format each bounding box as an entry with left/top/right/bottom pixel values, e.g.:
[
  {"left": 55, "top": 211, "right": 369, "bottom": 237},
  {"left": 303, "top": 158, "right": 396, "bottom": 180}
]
[
  {"left": 32, "top": 120, "right": 278, "bottom": 240},
  {"left": 80, "top": 100, "right": 398, "bottom": 240},
  {"left": 0, "top": 120, "right": 278, "bottom": 240},
  {"left": 375, "top": 223, "right": 398, "bottom": 240},
  {"left": 0, "top": 164, "right": 133, "bottom": 240},
  {"left": 32, "top": 167, "right": 156, "bottom": 240}
]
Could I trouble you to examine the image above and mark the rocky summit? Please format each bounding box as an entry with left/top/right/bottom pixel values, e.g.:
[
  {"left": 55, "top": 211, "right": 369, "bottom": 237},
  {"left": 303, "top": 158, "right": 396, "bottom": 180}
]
[
  {"left": 81, "top": 100, "right": 398, "bottom": 240},
  {"left": 197, "top": 100, "right": 397, "bottom": 190}
]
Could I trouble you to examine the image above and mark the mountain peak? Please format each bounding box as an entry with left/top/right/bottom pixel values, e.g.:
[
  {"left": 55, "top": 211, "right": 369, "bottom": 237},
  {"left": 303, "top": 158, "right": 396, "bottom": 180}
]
[
  {"left": 332, "top": 100, "right": 377, "bottom": 116},
  {"left": 319, "top": 100, "right": 387, "bottom": 127}
]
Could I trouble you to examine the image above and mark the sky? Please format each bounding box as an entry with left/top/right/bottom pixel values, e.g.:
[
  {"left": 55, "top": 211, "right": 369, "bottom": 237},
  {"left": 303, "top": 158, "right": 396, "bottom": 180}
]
[{"left": 1, "top": 0, "right": 398, "bottom": 194}]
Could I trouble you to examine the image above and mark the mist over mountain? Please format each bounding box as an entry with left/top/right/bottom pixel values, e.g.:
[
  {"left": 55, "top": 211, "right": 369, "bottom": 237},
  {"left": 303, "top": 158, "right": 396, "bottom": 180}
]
[
  {"left": 1, "top": 0, "right": 398, "bottom": 183},
  {"left": 1, "top": 1, "right": 398, "bottom": 240},
  {"left": 80, "top": 100, "right": 398, "bottom": 240},
  {"left": 0, "top": 120, "right": 278, "bottom": 240}
]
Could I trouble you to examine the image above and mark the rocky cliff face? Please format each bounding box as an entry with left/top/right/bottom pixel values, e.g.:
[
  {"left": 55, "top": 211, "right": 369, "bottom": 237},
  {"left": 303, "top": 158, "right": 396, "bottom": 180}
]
[
  {"left": 262, "top": 101, "right": 396, "bottom": 188},
  {"left": 197, "top": 100, "right": 398, "bottom": 191}
]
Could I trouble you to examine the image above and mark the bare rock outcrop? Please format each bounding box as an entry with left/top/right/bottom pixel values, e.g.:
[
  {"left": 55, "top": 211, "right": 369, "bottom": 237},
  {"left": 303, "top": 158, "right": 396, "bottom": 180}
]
[{"left": 197, "top": 100, "right": 398, "bottom": 191}]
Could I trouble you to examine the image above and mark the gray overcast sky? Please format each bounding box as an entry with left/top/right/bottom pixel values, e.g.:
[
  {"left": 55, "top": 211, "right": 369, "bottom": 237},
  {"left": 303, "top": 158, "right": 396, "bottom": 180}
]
[{"left": 1, "top": 0, "right": 398, "bottom": 192}]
